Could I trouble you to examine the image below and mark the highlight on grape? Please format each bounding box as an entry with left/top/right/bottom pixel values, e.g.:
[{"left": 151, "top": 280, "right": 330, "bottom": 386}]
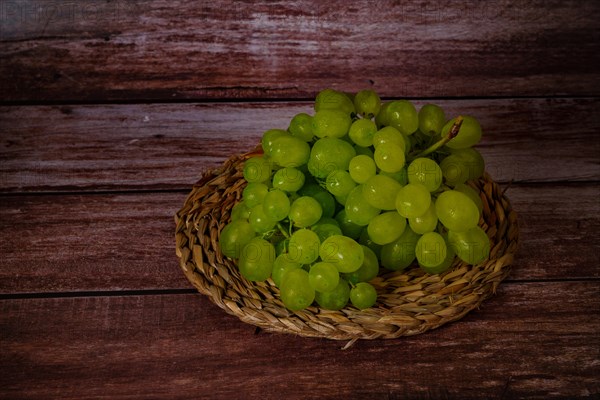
[{"left": 219, "top": 88, "right": 490, "bottom": 312}]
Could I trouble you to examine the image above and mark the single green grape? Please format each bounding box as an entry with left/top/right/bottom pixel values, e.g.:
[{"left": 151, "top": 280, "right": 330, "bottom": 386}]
[
  {"left": 288, "top": 113, "right": 314, "bottom": 142},
  {"left": 308, "top": 262, "right": 340, "bottom": 293},
  {"left": 308, "top": 137, "right": 356, "bottom": 179},
  {"left": 262, "top": 189, "right": 291, "bottom": 221},
  {"left": 271, "top": 253, "right": 302, "bottom": 287},
  {"left": 243, "top": 156, "right": 272, "bottom": 183},
  {"left": 312, "top": 109, "right": 352, "bottom": 139},
  {"left": 395, "top": 183, "right": 431, "bottom": 218},
  {"left": 335, "top": 209, "right": 364, "bottom": 239},
  {"left": 349, "top": 155, "right": 377, "bottom": 184},
  {"left": 342, "top": 245, "right": 379, "bottom": 284},
  {"left": 415, "top": 232, "right": 447, "bottom": 268},
  {"left": 353, "top": 89, "right": 381, "bottom": 118},
  {"left": 374, "top": 142, "right": 406, "bottom": 173},
  {"left": 325, "top": 170, "right": 357, "bottom": 197},
  {"left": 314, "top": 88, "right": 355, "bottom": 115},
  {"left": 280, "top": 268, "right": 315, "bottom": 311},
  {"left": 372, "top": 126, "right": 406, "bottom": 150},
  {"left": 362, "top": 174, "right": 403, "bottom": 210},
  {"left": 261, "top": 129, "right": 288, "bottom": 157},
  {"left": 248, "top": 204, "right": 277, "bottom": 233},
  {"left": 272, "top": 167, "right": 305, "bottom": 192},
  {"left": 289, "top": 196, "right": 323, "bottom": 228},
  {"left": 287, "top": 228, "right": 321, "bottom": 265},
  {"left": 319, "top": 235, "right": 365, "bottom": 273},
  {"left": 311, "top": 217, "right": 343, "bottom": 242},
  {"left": 386, "top": 100, "right": 419, "bottom": 135},
  {"left": 219, "top": 219, "right": 256, "bottom": 259},
  {"left": 418, "top": 104, "right": 445, "bottom": 136},
  {"left": 453, "top": 183, "right": 483, "bottom": 213},
  {"left": 298, "top": 183, "right": 336, "bottom": 219},
  {"left": 380, "top": 226, "right": 421, "bottom": 271},
  {"left": 435, "top": 190, "right": 480, "bottom": 232},
  {"left": 269, "top": 135, "right": 311, "bottom": 167},
  {"left": 448, "top": 226, "right": 490, "bottom": 265},
  {"left": 238, "top": 237, "right": 276, "bottom": 282},
  {"left": 367, "top": 211, "right": 407, "bottom": 245},
  {"left": 407, "top": 157, "right": 443, "bottom": 192},
  {"left": 408, "top": 201, "right": 438, "bottom": 234},
  {"left": 350, "top": 282, "right": 377, "bottom": 309},
  {"left": 242, "top": 182, "right": 269, "bottom": 208},
  {"left": 230, "top": 201, "right": 250, "bottom": 221},
  {"left": 419, "top": 244, "right": 455, "bottom": 275},
  {"left": 345, "top": 185, "right": 381, "bottom": 226},
  {"left": 375, "top": 101, "right": 390, "bottom": 127},
  {"left": 314, "top": 278, "right": 350, "bottom": 310},
  {"left": 348, "top": 118, "right": 377, "bottom": 147},
  {"left": 443, "top": 115, "right": 482, "bottom": 149}
]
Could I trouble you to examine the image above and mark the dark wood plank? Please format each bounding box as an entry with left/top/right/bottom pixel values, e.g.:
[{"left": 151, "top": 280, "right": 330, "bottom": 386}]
[
  {"left": 0, "top": 185, "right": 598, "bottom": 294},
  {"left": 1, "top": 98, "right": 598, "bottom": 193},
  {"left": 1, "top": 281, "right": 599, "bottom": 399},
  {"left": 1, "top": 1, "right": 599, "bottom": 102}
]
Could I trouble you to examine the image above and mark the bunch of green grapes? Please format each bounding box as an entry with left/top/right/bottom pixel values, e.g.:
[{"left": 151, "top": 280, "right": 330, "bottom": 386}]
[{"left": 219, "top": 88, "right": 490, "bottom": 312}]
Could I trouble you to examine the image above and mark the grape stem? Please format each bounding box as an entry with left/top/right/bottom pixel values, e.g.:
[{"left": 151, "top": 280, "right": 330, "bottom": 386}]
[
  {"left": 408, "top": 116, "right": 464, "bottom": 161},
  {"left": 277, "top": 222, "right": 291, "bottom": 239}
]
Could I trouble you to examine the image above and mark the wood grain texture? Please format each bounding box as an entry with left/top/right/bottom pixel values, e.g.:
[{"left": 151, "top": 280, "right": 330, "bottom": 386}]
[
  {"left": 1, "top": 98, "right": 598, "bottom": 193},
  {"left": 1, "top": 282, "right": 599, "bottom": 400},
  {"left": 0, "top": 184, "right": 598, "bottom": 294},
  {"left": 1, "top": 0, "right": 599, "bottom": 102}
]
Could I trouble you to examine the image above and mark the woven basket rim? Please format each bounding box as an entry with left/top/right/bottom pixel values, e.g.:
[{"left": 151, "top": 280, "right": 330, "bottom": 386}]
[{"left": 175, "top": 149, "right": 519, "bottom": 340}]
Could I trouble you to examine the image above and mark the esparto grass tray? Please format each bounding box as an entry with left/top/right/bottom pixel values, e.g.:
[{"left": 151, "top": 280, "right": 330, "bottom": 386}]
[{"left": 175, "top": 148, "right": 519, "bottom": 341}]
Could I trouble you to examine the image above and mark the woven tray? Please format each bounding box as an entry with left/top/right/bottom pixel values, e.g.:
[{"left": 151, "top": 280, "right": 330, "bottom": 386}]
[{"left": 175, "top": 148, "right": 519, "bottom": 341}]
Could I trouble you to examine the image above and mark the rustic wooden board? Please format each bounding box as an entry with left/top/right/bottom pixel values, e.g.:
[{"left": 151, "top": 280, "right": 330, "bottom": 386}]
[
  {"left": 1, "top": 281, "right": 599, "bottom": 399},
  {"left": 0, "top": 184, "right": 598, "bottom": 294},
  {"left": 1, "top": 98, "right": 598, "bottom": 193},
  {"left": 1, "top": 0, "right": 599, "bottom": 102}
]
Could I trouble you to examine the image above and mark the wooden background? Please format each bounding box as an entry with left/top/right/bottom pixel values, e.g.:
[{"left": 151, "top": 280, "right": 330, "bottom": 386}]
[{"left": 1, "top": 1, "right": 599, "bottom": 399}]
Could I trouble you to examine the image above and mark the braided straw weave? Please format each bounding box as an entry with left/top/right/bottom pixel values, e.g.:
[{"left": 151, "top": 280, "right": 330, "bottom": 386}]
[{"left": 175, "top": 148, "right": 519, "bottom": 340}]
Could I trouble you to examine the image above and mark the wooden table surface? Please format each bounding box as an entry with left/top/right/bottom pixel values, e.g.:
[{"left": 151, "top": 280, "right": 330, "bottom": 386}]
[{"left": 1, "top": 1, "right": 599, "bottom": 399}]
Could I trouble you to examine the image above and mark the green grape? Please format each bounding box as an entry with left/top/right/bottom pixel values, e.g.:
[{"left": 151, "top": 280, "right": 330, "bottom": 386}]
[
  {"left": 362, "top": 174, "right": 403, "bottom": 210},
  {"left": 354, "top": 145, "right": 374, "bottom": 158},
  {"left": 280, "top": 268, "right": 315, "bottom": 311},
  {"left": 343, "top": 245, "right": 379, "bottom": 284},
  {"left": 408, "top": 201, "right": 438, "bottom": 234},
  {"left": 271, "top": 253, "right": 301, "bottom": 287},
  {"left": 349, "top": 155, "right": 377, "bottom": 184},
  {"left": 386, "top": 100, "right": 419, "bottom": 135},
  {"left": 418, "top": 104, "right": 445, "bottom": 136},
  {"left": 269, "top": 135, "right": 311, "bottom": 167},
  {"left": 219, "top": 220, "right": 256, "bottom": 259},
  {"left": 374, "top": 142, "right": 406, "bottom": 173},
  {"left": 345, "top": 185, "right": 381, "bottom": 226},
  {"left": 311, "top": 217, "right": 343, "bottom": 242},
  {"left": 230, "top": 201, "right": 250, "bottom": 221},
  {"left": 272, "top": 167, "right": 305, "bottom": 192},
  {"left": 312, "top": 109, "right": 352, "bottom": 139},
  {"left": 443, "top": 115, "right": 482, "bottom": 149},
  {"left": 348, "top": 118, "right": 377, "bottom": 147},
  {"left": 448, "top": 226, "right": 490, "bottom": 264},
  {"left": 440, "top": 154, "right": 469, "bottom": 186},
  {"left": 358, "top": 227, "right": 382, "bottom": 260},
  {"left": 415, "top": 232, "right": 447, "bottom": 268},
  {"left": 262, "top": 189, "right": 291, "bottom": 221},
  {"left": 435, "top": 190, "right": 480, "bottom": 232},
  {"left": 380, "top": 226, "right": 421, "bottom": 271},
  {"left": 238, "top": 237, "right": 276, "bottom": 282},
  {"left": 298, "top": 183, "right": 336, "bottom": 219},
  {"left": 288, "top": 113, "right": 314, "bottom": 142},
  {"left": 395, "top": 183, "right": 431, "bottom": 218},
  {"left": 289, "top": 196, "right": 323, "bottom": 228},
  {"left": 325, "top": 170, "right": 357, "bottom": 197},
  {"left": 354, "top": 89, "right": 381, "bottom": 118},
  {"left": 308, "top": 137, "right": 356, "bottom": 179},
  {"left": 319, "top": 235, "right": 365, "bottom": 273},
  {"left": 419, "top": 244, "right": 455, "bottom": 275},
  {"left": 315, "top": 278, "right": 350, "bottom": 310},
  {"left": 350, "top": 282, "right": 377, "bottom": 309},
  {"left": 243, "top": 182, "right": 269, "bottom": 208},
  {"left": 314, "top": 88, "right": 355, "bottom": 115},
  {"left": 248, "top": 204, "right": 277, "bottom": 233},
  {"left": 367, "top": 211, "right": 407, "bottom": 245},
  {"left": 335, "top": 209, "right": 363, "bottom": 239},
  {"left": 372, "top": 126, "right": 406, "bottom": 151},
  {"left": 380, "top": 167, "right": 408, "bottom": 185},
  {"left": 243, "top": 156, "right": 272, "bottom": 183},
  {"left": 407, "top": 157, "right": 443, "bottom": 192},
  {"left": 450, "top": 148, "right": 485, "bottom": 181},
  {"left": 375, "top": 101, "right": 390, "bottom": 127},
  {"left": 261, "top": 129, "right": 288, "bottom": 157},
  {"left": 308, "top": 262, "right": 340, "bottom": 293},
  {"left": 454, "top": 183, "right": 483, "bottom": 213},
  {"left": 287, "top": 228, "right": 321, "bottom": 265}
]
